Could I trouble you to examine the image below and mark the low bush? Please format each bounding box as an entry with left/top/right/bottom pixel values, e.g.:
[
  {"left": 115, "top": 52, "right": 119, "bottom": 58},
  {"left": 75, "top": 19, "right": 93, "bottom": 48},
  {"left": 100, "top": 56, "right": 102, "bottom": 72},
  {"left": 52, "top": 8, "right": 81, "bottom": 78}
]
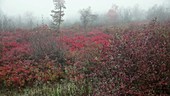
[
  {"left": 0, "top": 57, "right": 64, "bottom": 89},
  {"left": 89, "top": 22, "right": 170, "bottom": 95}
]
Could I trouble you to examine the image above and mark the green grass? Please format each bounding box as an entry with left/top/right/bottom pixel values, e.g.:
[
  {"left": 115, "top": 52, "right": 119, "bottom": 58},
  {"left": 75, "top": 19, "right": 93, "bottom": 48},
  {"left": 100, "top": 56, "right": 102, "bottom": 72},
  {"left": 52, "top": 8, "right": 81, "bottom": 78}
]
[{"left": 0, "top": 80, "right": 92, "bottom": 96}]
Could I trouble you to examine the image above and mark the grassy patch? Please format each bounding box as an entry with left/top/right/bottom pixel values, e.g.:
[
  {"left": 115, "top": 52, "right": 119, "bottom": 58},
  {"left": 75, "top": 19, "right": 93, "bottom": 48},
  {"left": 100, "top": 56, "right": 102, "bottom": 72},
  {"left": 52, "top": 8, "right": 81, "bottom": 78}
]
[{"left": 0, "top": 80, "right": 92, "bottom": 96}]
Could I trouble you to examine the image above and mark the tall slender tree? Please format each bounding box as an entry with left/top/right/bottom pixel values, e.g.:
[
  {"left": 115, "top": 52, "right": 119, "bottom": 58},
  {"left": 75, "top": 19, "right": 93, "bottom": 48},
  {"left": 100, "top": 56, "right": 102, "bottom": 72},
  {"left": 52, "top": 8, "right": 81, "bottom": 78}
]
[
  {"left": 0, "top": 6, "right": 3, "bottom": 31},
  {"left": 51, "top": 0, "right": 66, "bottom": 32},
  {"left": 80, "top": 7, "right": 97, "bottom": 33}
]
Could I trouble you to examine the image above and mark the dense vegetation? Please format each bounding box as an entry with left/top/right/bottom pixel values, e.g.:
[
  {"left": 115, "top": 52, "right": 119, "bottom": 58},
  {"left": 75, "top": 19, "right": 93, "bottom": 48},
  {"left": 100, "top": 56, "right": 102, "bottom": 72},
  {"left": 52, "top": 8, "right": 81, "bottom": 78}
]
[{"left": 0, "top": 20, "right": 170, "bottom": 95}]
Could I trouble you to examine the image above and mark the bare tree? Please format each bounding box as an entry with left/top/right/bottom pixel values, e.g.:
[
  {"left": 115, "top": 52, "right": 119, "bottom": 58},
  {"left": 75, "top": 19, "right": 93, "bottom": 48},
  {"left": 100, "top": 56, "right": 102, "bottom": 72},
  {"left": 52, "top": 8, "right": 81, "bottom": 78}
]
[
  {"left": 15, "top": 15, "right": 23, "bottom": 29},
  {"left": 106, "top": 5, "right": 119, "bottom": 24},
  {"left": 0, "top": 11, "right": 16, "bottom": 32},
  {"left": 51, "top": 0, "right": 66, "bottom": 32},
  {"left": 80, "top": 7, "right": 97, "bottom": 32},
  {"left": 121, "top": 8, "right": 133, "bottom": 23},
  {"left": 147, "top": 5, "right": 169, "bottom": 21},
  {"left": 131, "top": 5, "right": 145, "bottom": 21},
  {"left": 0, "top": 9, "right": 4, "bottom": 31},
  {"left": 24, "top": 12, "right": 35, "bottom": 29},
  {"left": 1, "top": 15, "right": 12, "bottom": 31}
]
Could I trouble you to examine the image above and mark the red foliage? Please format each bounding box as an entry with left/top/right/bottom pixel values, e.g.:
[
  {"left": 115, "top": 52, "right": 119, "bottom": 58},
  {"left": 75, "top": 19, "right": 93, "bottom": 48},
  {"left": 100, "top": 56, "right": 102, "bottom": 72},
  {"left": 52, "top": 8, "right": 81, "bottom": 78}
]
[
  {"left": 0, "top": 21, "right": 170, "bottom": 96},
  {"left": 0, "top": 31, "right": 31, "bottom": 64},
  {"left": 0, "top": 31, "right": 63, "bottom": 88},
  {"left": 63, "top": 22, "right": 170, "bottom": 95},
  {"left": 61, "top": 30, "right": 111, "bottom": 51},
  {"left": 90, "top": 23, "right": 170, "bottom": 95},
  {"left": 0, "top": 58, "right": 63, "bottom": 88}
]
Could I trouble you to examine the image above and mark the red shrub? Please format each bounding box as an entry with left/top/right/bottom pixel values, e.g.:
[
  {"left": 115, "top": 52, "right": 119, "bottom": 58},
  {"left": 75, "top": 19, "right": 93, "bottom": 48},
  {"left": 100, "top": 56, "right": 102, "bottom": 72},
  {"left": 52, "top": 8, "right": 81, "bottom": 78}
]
[
  {"left": 0, "top": 31, "right": 31, "bottom": 65},
  {"left": 0, "top": 31, "right": 63, "bottom": 88},
  {"left": 89, "top": 23, "right": 170, "bottom": 95},
  {"left": 62, "top": 22, "right": 170, "bottom": 95},
  {"left": 0, "top": 58, "right": 63, "bottom": 88}
]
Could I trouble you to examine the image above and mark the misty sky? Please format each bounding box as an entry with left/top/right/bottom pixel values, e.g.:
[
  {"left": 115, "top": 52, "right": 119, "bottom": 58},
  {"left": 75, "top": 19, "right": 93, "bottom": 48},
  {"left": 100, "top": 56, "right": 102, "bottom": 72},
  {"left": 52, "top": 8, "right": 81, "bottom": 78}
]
[{"left": 0, "top": 0, "right": 165, "bottom": 21}]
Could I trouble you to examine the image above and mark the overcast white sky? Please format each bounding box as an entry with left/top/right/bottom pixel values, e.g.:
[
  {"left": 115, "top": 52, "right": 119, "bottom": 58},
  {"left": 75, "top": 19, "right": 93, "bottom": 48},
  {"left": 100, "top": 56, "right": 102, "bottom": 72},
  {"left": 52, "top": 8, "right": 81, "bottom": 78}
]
[{"left": 0, "top": 0, "right": 166, "bottom": 20}]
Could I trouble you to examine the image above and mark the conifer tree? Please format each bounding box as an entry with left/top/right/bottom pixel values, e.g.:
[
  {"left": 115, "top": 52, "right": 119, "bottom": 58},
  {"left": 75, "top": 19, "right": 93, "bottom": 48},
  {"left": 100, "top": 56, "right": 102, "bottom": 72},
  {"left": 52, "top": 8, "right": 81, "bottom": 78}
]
[{"left": 51, "top": 0, "right": 66, "bottom": 32}]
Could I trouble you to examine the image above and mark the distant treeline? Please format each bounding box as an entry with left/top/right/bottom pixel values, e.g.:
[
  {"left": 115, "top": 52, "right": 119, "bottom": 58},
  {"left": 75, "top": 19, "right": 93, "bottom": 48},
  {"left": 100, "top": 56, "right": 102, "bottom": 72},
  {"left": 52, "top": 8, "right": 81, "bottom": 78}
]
[{"left": 0, "top": 4, "right": 170, "bottom": 32}]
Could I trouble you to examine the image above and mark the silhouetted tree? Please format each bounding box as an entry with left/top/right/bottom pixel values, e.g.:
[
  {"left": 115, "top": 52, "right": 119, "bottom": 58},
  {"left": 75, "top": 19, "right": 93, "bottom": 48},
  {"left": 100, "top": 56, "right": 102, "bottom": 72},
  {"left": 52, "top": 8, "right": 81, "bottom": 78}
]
[
  {"left": 0, "top": 9, "right": 4, "bottom": 31},
  {"left": 107, "top": 4, "right": 119, "bottom": 24},
  {"left": 131, "top": 5, "right": 145, "bottom": 21},
  {"left": 121, "top": 8, "right": 132, "bottom": 23},
  {"left": 0, "top": 16, "right": 2, "bottom": 31},
  {"left": 51, "top": 0, "right": 66, "bottom": 32},
  {"left": 24, "top": 12, "right": 35, "bottom": 29},
  {"left": 80, "top": 7, "right": 97, "bottom": 32},
  {"left": 15, "top": 15, "right": 23, "bottom": 29},
  {"left": 147, "top": 5, "right": 169, "bottom": 21}
]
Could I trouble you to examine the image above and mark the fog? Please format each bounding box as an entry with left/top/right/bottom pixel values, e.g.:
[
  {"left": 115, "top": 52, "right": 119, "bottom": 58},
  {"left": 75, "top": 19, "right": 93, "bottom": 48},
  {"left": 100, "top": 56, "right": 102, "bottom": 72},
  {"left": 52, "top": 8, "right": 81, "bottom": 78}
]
[
  {"left": 0, "top": 0, "right": 165, "bottom": 20},
  {"left": 0, "top": 0, "right": 170, "bottom": 30}
]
